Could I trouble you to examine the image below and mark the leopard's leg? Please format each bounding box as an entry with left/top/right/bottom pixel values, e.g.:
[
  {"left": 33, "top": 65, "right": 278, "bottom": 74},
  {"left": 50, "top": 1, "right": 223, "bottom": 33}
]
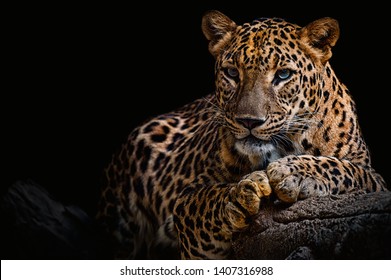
[
  {"left": 97, "top": 204, "right": 157, "bottom": 259},
  {"left": 150, "top": 215, "right": 181, "bottom": 259},
  {"left": 97, "top": 182, "right": 158, "bottom": 259},
  {"left": 173, "top": 170, "right": 272, "bottom": 260},
  {"left": 267, "top": 155, "right": 388, "bottom": 203}
]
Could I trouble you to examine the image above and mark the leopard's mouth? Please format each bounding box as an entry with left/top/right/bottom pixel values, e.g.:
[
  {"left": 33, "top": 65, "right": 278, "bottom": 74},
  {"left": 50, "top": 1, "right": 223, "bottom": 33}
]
[
  {"left": 237, "top": 135, "right": 269, "bottom": 147},
  {"left": 234, "top": 135, "right": 281, "bottom": 169}
]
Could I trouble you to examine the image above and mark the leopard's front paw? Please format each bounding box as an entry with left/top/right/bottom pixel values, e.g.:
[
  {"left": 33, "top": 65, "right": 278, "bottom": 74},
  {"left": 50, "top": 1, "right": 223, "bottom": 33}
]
[
  {"left": 226, "top": 171, "right": 272, "bottom": 230},
  {"left": 267, "top": 156, "right": 327, "bottom": 203}
]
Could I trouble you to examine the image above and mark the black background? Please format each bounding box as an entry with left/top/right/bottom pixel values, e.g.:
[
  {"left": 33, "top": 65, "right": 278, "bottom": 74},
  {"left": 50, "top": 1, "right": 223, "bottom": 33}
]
[{"left": 3, "top": 2, "right": 390, "bottom": 216}]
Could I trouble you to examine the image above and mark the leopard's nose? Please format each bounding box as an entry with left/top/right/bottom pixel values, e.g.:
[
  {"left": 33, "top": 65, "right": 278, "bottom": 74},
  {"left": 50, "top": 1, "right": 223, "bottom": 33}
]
[{"left": 235, "top": 117, "right": 265, "bottom": 129}]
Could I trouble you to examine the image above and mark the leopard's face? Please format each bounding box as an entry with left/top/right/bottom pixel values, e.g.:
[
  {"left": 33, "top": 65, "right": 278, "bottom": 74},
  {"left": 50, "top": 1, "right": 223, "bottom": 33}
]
[{"left": 208, "top": 17, "right": 336, "bottom": 161}]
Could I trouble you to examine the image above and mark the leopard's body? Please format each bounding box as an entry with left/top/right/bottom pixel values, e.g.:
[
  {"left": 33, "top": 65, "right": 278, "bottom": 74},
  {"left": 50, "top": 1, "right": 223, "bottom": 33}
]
[{"left": 96, "top": 11, "right": 387, "bottom": 259}]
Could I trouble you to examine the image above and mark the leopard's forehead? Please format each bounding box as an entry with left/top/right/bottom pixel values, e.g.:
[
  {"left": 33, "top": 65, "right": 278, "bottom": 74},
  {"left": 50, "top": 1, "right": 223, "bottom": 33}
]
[
  {"left": 233, "top": 17, "right": 300, "bottom": 46},
  {"left": 244, "top": 17, "right": 299, "bottom": 31},
  {"left": 222, "top": 18, "right": 302, "bottom": 68}
]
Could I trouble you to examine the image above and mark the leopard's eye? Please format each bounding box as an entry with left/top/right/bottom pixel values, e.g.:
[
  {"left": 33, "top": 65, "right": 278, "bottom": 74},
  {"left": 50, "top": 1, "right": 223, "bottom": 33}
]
[
  {"left": 277, "top": 69, "right": 291, "bottom": 80},
  {"left": 227, "top": 68, "right": 239, "bottom": 78},
  {"left": 223, "top": 67, "right": 239, "bottom": 80},
  {"left": 272, "top": 68, "right": 293, "bottom": 85}
]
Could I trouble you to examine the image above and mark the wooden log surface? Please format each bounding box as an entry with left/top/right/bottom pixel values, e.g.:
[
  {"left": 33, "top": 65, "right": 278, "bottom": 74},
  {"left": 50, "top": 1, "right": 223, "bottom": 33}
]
[
  {"left": 2, "top": 181, "right": 390, "bottom": 260},
  {"left": 232, "top": 191, "right": 391, "bottom": 259}
]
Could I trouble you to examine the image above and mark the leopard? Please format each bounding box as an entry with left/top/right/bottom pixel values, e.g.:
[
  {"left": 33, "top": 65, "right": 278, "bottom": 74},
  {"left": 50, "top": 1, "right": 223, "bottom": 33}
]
[{"left": 96, "top": 10, "right": 388, "bottom": 260}]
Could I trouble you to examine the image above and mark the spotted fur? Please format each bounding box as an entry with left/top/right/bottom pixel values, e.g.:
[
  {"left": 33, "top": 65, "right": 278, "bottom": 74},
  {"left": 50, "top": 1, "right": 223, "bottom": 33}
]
[{"left": 96, "top": 10, "right": 387, "bottom": 260}]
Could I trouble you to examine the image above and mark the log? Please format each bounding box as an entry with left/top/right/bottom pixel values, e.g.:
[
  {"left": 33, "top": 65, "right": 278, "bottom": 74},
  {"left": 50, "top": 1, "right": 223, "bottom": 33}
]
[
  {"left": 2, "top": 181, "right": 390, "bottom": 260},
  {"left": 0, "top": 180, "right": 111, "bottom": 259},
  {"left": 232, "top": 191, "right": 391, "bottom": 259}
]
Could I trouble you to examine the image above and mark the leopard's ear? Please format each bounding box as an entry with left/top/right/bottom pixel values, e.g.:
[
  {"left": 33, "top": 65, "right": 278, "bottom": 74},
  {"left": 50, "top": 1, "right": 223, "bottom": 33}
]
[
  {"left": 202, "top": 10, "right": 237, "bottom": 58},
  {"left": 298, "top": 17, "right": 340, "bottom": 64}
]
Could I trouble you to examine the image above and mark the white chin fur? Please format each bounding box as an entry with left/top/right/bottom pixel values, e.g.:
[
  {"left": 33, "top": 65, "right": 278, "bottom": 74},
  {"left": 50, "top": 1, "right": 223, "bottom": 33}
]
[{"left": 235, "top": 140, "right": 281, "bottom": 168}]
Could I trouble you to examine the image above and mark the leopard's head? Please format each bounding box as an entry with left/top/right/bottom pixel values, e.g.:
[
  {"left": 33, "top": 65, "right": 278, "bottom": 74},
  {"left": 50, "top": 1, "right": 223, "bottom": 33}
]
[{"left": 202, "top": 10, "right": 339, "bottom": 162}]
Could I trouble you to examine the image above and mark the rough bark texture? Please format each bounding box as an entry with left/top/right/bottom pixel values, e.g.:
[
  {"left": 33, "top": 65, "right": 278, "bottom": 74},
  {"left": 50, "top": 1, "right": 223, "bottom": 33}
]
[
  {"left": 0, "top": 180, "right": 111, "bottom": 259},
  {"left": 2, "top": 181, "right": 390, "bottom": 260},
  {"left": 232, "top": 191, "right": 391, "bottom": 259}
]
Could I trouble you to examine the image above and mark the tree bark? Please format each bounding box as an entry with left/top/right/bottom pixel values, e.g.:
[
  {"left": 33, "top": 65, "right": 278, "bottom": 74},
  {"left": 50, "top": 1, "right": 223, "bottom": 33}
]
[{"left": 232, "top": 191, "right": 391, "bottom": 259}]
